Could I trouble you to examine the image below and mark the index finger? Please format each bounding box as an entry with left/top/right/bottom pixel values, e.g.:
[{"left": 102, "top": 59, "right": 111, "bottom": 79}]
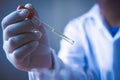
[{"left": 1, "top": 9, "right": 29, "bottom": 29}]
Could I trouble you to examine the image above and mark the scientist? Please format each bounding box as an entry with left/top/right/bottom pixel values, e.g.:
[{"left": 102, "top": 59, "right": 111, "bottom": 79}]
[{"left": 1, "top": 0, "right": 120, "bottom": 80}]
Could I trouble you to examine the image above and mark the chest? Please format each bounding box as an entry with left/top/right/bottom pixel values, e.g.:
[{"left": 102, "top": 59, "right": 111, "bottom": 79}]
[{"left": 84, "top": 26, "right": 119, "bottom": 71}]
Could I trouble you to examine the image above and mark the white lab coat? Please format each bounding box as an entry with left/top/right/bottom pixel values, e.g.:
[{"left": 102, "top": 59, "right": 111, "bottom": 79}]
[{"left": 29, "top": 4, "right": 120, "bottom": 80}]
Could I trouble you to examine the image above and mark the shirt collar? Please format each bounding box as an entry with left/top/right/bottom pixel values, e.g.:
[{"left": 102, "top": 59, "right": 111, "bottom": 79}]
[{"left": 88, "top": 4, "right": 120, "bottom": 40}]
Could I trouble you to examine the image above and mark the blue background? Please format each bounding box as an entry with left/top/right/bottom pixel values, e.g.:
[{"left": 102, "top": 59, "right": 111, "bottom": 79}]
[{"left": 0, "top": 0, "right": 95, "bottom": 80}]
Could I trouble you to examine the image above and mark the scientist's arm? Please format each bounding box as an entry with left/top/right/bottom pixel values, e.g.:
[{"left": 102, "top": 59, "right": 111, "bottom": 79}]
[{"left": 1, "top": 3, "right": 53, "bottom": 71}]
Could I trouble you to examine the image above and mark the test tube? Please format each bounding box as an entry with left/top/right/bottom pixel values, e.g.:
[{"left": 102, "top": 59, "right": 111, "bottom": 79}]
[
  {"left": 38, "top": 19, "right": 75, "bottom": 45},
  {"left": 17, "top": 5, "right": 75, "bottom": 45}
]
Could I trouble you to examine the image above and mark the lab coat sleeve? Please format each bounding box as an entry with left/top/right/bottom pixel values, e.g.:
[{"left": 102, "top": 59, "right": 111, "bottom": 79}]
[
  {"left": 28, "top": 48, "right": 89, "bottom": 80},
  {"left": 28, "top": 18, "right": 97, "bottom": 80}
]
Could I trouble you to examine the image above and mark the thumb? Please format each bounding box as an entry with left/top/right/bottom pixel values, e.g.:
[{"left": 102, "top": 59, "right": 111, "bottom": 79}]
[
  {"left": 24, "top": 3, "right": 41, "bottom": 28},
  {"left": 25, "top": 3, "right": 39, "bottom": 18}
]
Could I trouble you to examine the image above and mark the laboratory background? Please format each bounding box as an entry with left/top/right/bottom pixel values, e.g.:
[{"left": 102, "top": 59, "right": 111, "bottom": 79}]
[{"left": 0, "top": 0, "right": 96, "bottom": 80}]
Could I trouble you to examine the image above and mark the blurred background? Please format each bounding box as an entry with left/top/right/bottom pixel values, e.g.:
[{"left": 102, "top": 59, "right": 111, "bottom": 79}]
[{"left": 0, "top": 0, "right": 96, "bottom": 80}]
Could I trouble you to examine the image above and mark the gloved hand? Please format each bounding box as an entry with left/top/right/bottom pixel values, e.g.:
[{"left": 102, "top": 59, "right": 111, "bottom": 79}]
[{"left": 1, "top": 3, "right": 53, "bottom": 71}]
